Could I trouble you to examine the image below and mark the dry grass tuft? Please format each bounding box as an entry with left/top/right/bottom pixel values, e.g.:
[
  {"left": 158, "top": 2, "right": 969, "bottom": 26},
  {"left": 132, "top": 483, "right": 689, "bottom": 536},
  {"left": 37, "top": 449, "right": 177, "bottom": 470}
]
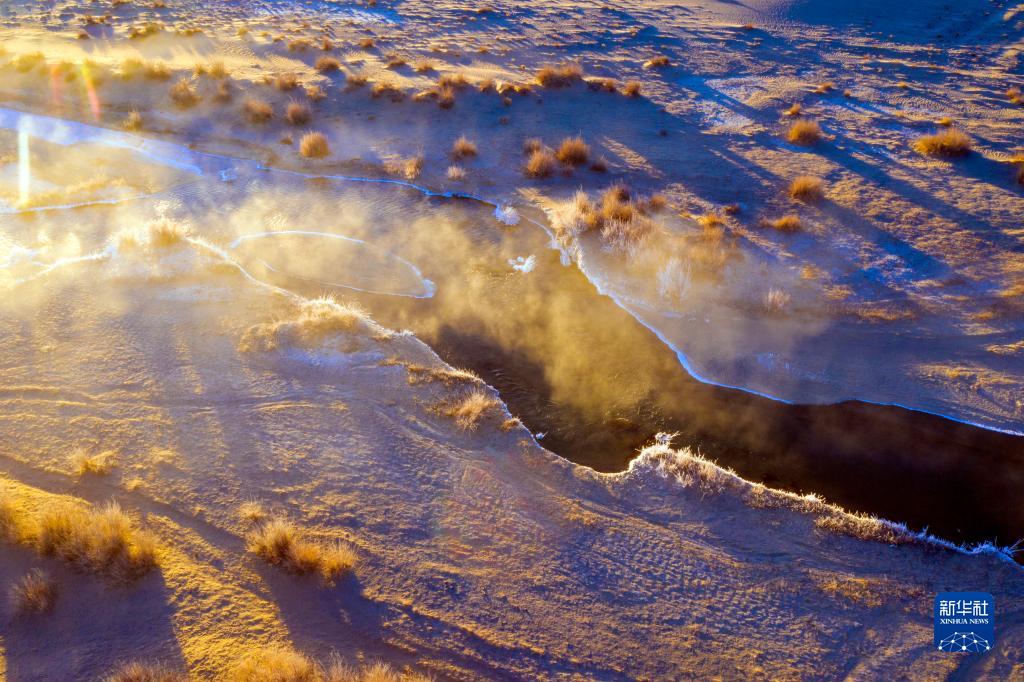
[
  {"left": 522, "top": 137, "right": 543, "bottom": 154},
  {"left": 622, "top": 80, "right": 642, "bottom": 97},
  {"left": 813, "top": 81, "right": 834, "bottom": 94},
  {"left": 36, "top": 502, "right": 158, "bottom": 581},
  {"left": 937, "top": 116, "right": 953, "bottom": 127},
  {"left": 763, "top": 288, "right": 791, "bottom": 314},
  {"left": 247, "top": 518, "right": 356, "bottom": 581},
  {"left": 786, "top": 119, "right": 822, "bottom": 145},
  {"left": 240, "top": 297, "right": 371, "bottom": 353},
  {"left": 299, "top": 132, "right": 330, "bottom": 158},
  {"left": 643, "top": 55, "right": 670, "bottom": 69},
  {"left": 451, "top": 136, "right": 477, "bottom": 158},
  {"left": 244, "top": 98, "right": 273, "bottom": 123},
  {"left": 10, "top": 569, "right": 58, "bottom": 615},
  {"left": 359, "top": 37, "right": 376, "bottom": 50},
  {"left": 275, "top": 72, "right": 300, "bottom": 91},
  {"left": 783, "top": 103, "right": 801, "bottom": 117},
  {"left": 72, "top": 449, "right": 117, "bottom": 476},
  {"left": 0, "top": 499, "right": 19, "bottom": 542},
  {"left": 788, "top": 176, "right": 824, "bottom": 201},
  {"left": 238, "top": 501, "right": 267, "bottom": 524},
  {"left": 105, "top": 661, "right": 188, "bottom": 682},
  {"left": 122, "top": 110, "right": 143, "bottom": 131},
  {"left": 438, "top": 391, "right": 500, "bottom": 430},
  {"left": 169, "top": 78, "right": 199, "bottom": 107},
  {"left": 535, "top": 62, "right": 583, "bottom": 88},
  {"left": 446, "top": 165, "right": 466, "bottom": 181},
  {"left": 315, "top": 56, "right": 341, "bottom": 73},
  {"left": 555, "top": 136, "right": 589, "bottom": 166},
  {"left": 913, "top": 129, "right": 972, "bottom": 158},
  {"left": 767, "top": 214, "right": 802, "bottom": 231},
  {"left": 286, "top": 101, "right": 311, "bottom": 125},
  {"left": 230, "top": 646, "right": 319, "bottom": 682},
  {"left": 524, "top": 148, "right": 556, "bottom": 178},
  {"left": 403, "top": 155, "right": 424, "bottom": 179}
]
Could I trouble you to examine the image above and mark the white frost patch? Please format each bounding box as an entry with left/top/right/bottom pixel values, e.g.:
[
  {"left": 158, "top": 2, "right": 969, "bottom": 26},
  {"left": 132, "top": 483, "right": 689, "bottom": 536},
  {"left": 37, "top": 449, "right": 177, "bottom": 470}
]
[
  {"left": 494, "top": 205, "right": 520, "bottom": 225},
  {"left": 509, "top": 255, "right": 536, "bottom": 273}
]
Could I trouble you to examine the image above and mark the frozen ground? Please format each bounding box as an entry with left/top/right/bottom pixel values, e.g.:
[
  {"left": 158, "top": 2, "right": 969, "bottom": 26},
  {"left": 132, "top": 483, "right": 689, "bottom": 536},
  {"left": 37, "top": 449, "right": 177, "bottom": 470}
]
[{"left": 0, "top": 0, "right": 1023, "bottom": 679}]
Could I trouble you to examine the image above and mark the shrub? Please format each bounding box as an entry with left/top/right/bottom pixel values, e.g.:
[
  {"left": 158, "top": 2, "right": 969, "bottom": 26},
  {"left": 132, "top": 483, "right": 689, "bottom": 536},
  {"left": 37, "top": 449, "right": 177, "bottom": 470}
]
[
  {"left": 767, "top": 214, "right": 802, "bottom": 231},
  {"left": 247, "top": 518, "right": 356, "bottom": 581},
  {"left": 36, "top": 502, "right": 158, "bottom": 581},
  {"left": 72, "top": 449, "right": 117, "bottom": 476},
  {"left": 238, "top": 501, "right": 267, "bottom": 523},
  {"left": 346, "top": 74, "right": 368, "bottom": 89},
  {"left": 535, "top": 62, "right": 583, "bottom": 87},
  {"left": 0, "top": 499, "right": 19, "bottom": 541},
  {"left": 414, "top": 60, "right": 435, "bottom": 73},
  {"left": 788, "top": 176, "right": 824, "bottom": 201},
  {"left": 385, "top": 54, "right": 406, "bottom": 69},
  {"left": 555, "top": 136, "right": 589, "bottom": 166},
  {"left": 315, "top": 56, "right": 340, "bottom": 72},
  {"left": 622, "top": 80, "right": 642, "bottom": 97},
  {"left": 786, "top": 119, "right": 822, "bottom": 145},
  {"left": 451, "top": 136, "right": 477, "bottom": 158},
  {"left": 913, "top": 129, "right": 972, "bottom": 158},
  {"left": 287, "top": 38, "right": 312, "bottom": 52},
  {"left": 10, "top": 569, "right": 57, "bottom": 615},
  {"left": 588, "top": 78, "right": 617, "bottom": 93},
  {"left": 286, "top": 101, "right": 311, "bottom": 125},
  {"left": 524, "top": 149, "right": 556, "bottom": 177},
  {"left": 359, "top": 37, "right": 375, "bottom": 49},
  {"left": 299, "top": 132, "right": 330, "bottom": 158},
  {"left": 244, "top": 98, "right": 273, "bottom": 123},
  {"left": 643, "top": 55, "right": 670, "bottom": 69},
  {"left": 105, "top": 662, "right": 187, "bottom": 682}
]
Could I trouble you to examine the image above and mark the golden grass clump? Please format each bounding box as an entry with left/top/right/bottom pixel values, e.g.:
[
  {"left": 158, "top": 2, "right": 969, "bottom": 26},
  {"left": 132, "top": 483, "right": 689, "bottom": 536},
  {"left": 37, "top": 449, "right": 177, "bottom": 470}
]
[
  {"left": 937, "top": 116, "right": 953, "bottom": 127},
  {"left": 299, "top": 132, "right": 330, "bottom": 158},
  {"left": 315, "top": 56, "right": 341, "bottom": 72},
  {"left": 10, "top": 568, "right": 58, "bottom": 615},
  {"left": 122, "top": 111, "right": 143, "bottom": 131},
  {"left": 244, "top": 98, "right": 273, "bottom": 123},
  {"left": 359, "top": 37, "right": 376, "bottom": 49},
  {"left": 622, "top": 80, "right": 642, "bottom": 97},
  {"left": 371, "top": 81, "right": 405, "bottom": 102},
  {"left": 0, "top": 499, "right": 19, "bottom": 541},
  {"left": 385, "top": 54, "right": 407, "bottom": 69},
  {"left": 106, "top": 662, "right": 188, "bottom": 682},
  {"left": 36, "top": 502, "right": 158, "bottom": 581},
  {"left": 913, "top": 129, "right": 972, "bottom": 158},
  {"left": 535, "top": 62, "right": 583, "bottom": 88},
  {"left": 169, "top": 78, "right": 199, "bottom": 107},
  {"left": 72, "top": 449, "right": 117, "bottom": 476},
  {"left": 788, "top": 175, "right": 824, "bottom": 201},
  {"left": 446, "top": 165, "right": 466, "bottom": 181},
  {"left": 439, "top": 391, "right": 500, "bottom": 430},
  {"left": 523, "top": 137, "right": 543, "bottom": 154},
  {"left": 230, "top": 646, "right": 319, "bottom": 682},
  {"left": 238, "top": 501, "right": 267, "bottom": 524},
  {"left": 555, "top": 136, "right": 590, "bottom": 166},
  {"left": 239, "top": 297, "right": 371, "bottom": 353},
  {"left": 524, "top": 148, "right": 556, "bottom": 178},
  {"left": 403, "top": 155, "right": 424, "bottom": 179},
  {"left": 763, "top": 288, "right": 791, "bottom": 314},
  {"left": 768, "top": 214, "right": 802, "bottom": 231},
  {"left": 247, "top": 518, "right": 356, "bottom": 581},
  {"left": 286, "top": 101, "right": 311, "bottom": 125},
  {"left": 786, "top": 119, "right": 822, "bottom": 145},
  {"left": 643, "top": 55, "right": 670, "bottom": 69},
  {"left": 451, "top": 136, "right": 477, "bottom": 158},
  {"left": 783, "top": 103, "right": 802, "bottom": 117},
  {"left": 275, "top": 72, "right": 300, "bottom": 91},
  {"left": 306, "top": 84, "right": 326, "bottom": 101},
  {"left": 287, "top": 38, "right": 312, "bottom": 52}
]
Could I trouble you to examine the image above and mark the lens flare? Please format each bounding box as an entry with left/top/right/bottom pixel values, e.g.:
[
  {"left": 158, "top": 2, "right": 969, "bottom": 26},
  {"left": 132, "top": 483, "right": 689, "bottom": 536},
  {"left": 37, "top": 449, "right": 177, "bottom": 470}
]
[
  {"left": 80, "top": 62, "right": 100, "bottom": 121},
  {"left": 17, "top": 122, "right": 30, "bottom": 207}
]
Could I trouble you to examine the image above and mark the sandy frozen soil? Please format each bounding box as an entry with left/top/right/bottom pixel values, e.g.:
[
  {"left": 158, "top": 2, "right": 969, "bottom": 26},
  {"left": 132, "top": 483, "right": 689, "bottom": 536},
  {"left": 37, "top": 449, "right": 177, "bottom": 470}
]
[{"left": 0, "top": 0, "right": 1023, "bottom": 679}]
